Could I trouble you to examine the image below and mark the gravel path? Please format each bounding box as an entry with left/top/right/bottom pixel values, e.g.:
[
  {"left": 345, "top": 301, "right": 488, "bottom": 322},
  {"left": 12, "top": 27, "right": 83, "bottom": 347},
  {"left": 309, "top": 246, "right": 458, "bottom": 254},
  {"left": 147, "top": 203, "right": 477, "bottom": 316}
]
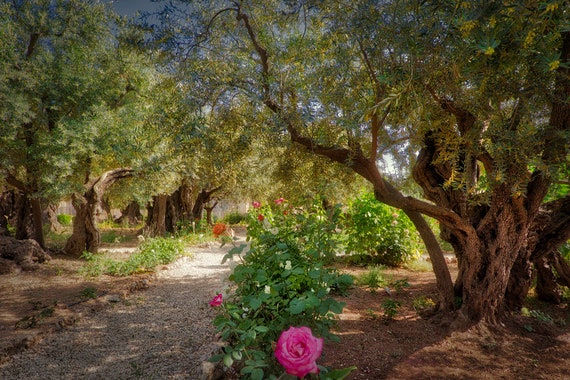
[{"left": 0, "top": 240, "right": 242, "bottom": 380}]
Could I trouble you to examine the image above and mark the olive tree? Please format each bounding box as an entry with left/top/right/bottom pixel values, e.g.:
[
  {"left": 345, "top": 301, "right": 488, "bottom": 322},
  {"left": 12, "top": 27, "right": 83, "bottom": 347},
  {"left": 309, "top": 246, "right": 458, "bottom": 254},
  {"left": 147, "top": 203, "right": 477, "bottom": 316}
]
[{"left": 149, "top": 0, "right": 569, "bottom": 326}]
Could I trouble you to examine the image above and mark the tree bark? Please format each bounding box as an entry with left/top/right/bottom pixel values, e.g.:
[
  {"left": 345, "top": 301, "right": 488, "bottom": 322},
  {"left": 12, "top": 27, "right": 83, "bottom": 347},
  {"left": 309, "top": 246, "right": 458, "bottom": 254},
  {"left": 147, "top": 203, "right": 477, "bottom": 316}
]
[
  {"left": 204, "top": 201, "right": 218, "bottom": 226},
  {"left": 145, "top": 194, "right": 168, "bottom": 237},
  {"left": 44, "top": 203, "right": 65, "bottom": 233},
  {"left": 192, "top": 186, "right": 222, "bottom": 223},
  {"left": 404, "top": 210, "right": 456, "bottom": 311},
  {"left": 0, "top": 190, "right": 17, "bottom": 236},
  {"left": 116, "top": 201, "right": 142, "bottom": 226},
  {"left": 14, "top": 193, "right": 34, "bottom": 241},
  {"left": 64, "top": 168, "right": 133, "bottom": 256}
]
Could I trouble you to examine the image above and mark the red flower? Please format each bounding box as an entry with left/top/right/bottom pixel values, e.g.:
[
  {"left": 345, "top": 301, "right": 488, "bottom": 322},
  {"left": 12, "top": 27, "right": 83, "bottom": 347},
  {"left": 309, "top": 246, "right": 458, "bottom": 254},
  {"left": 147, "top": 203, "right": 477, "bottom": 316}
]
[
  {"left": 212, "top": 223, "right": 227, "bottom": 237},
  {"left": 275, "top": 197, "right": 285, "bottom": 205},
  {"left": 209, "top": 294, "right": 223, "bottom": 307},
  {"left": 258, "top": 214, "right": 264, "bottom": 221},
  {"left": 252, "top": 201, "right": 261, "bottom": 209}
]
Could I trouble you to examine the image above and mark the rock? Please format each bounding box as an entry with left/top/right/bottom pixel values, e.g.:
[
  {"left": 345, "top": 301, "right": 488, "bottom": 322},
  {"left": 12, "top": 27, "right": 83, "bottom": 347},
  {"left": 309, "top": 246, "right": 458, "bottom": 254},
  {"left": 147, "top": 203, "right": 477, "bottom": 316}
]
[
  {"left": 105, "top": 294, "right": 122, "bottom": 303},
  {"left": 0, "top": 236, "right": 51, "bottom": 272},
  {"left": 0, "top": 257, "right": 21, "bottom": 274},
  {"left": 200, "top": 360, "right": 225, "bottom": 380}
]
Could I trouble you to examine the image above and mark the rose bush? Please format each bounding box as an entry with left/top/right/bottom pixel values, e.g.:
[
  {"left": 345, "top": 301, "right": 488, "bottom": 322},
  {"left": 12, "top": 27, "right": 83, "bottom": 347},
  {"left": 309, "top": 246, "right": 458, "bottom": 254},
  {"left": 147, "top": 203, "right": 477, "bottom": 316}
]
[
  {"left": 210, "top": 198, "right": 355, "bottom": 379},
  {"left": 275, "top": 326, "right": 323, "bottom": 378}
]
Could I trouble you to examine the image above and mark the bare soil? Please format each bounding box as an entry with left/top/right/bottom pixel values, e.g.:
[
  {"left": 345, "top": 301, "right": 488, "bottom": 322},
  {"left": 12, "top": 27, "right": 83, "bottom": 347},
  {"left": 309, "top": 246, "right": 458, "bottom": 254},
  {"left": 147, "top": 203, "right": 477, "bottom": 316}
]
[{"left": 1, "top": 232, "right": 570, "bottom": 379}]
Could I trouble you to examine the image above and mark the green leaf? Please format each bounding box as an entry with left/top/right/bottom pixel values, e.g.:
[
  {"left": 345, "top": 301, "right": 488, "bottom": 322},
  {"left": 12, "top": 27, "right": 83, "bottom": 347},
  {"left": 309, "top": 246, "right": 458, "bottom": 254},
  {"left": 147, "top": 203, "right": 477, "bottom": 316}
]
[
  {"left": 319, "top": 366, "right": 358, "bottom": 380},
  {"left": 254, "top": 326, "right": 269, "bottom": 333},
  {"left": 251, "top": 368, "right": 264, "bottom": 380},
  {"left": 223, "top": 353, "right": 234, "bottom": 368},
  {"left": 232, "top": 350, "right": 243, "bottom": 361},
  {"left": 208, "top": 353, "right": 224, "bottom": 363},
  {"left": 289, "top": 298, "right": 306, "bottom": 314}
]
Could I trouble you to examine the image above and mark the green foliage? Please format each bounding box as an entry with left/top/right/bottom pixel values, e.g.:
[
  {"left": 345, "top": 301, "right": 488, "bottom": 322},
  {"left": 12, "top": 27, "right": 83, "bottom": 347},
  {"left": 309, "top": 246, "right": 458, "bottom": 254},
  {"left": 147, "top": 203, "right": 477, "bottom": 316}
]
[
  {"left": 80, "top": 287, "right": 98, "bottom": 299},
  {"left": 560, "top": 241, "right": 570, "bottom": 262},
  {"left": 211, "top": 199, "right": 354, "bottom": 379},
  {"left": 344, "top": 193, "right": 421, "bottom": 266},
  {"left": 56, "top": 214, "right": 73, "bottom": 227},
  {"left": 412, "top": 296, "right": 436, "bottom": 314},
  {"left": 223, "top": 211, "right": 247, "bottom": 225},
  {"left": 382, "top": 299, "right": 401, "bottom": 319},
  {"left": 521, "top": 307, "right": 554, "bottom": 324},
  {"left": 80, "top": 237, "right": 185, "bottom": 277},
  {"left": 356, "top": 266, "right": 387, "bottom": 292}
]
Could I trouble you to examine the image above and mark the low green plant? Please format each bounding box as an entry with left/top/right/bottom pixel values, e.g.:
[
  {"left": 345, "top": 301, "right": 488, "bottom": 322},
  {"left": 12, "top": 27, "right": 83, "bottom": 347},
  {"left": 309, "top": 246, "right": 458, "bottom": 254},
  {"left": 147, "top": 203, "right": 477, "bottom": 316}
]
[
  {"left": 390, "top": 278, "right": 410, "bottom": 292},
  {"left": 382, "top": 299, "right": 401, "bottom": 319},
  {"left": 57, "top": 214, "right": 73, "bottom": 226},
  {"left": 80, "top": 237, "right": 185, "bottom": 277},
  {"left": 412, "top": 295, "right": 436, "bottom": 313},
  {"left": 521, "top": 307, "right": 554, "bottom": 324},
  {"left": 356, "top": 266, "right": 386, "bottom": 292},
  {"left": 344, "top": 193, "right": 422, "bottom": 266},
  {"left": 80, "top": 287, "right": 98, "bottom": 299},
  {"left": 100, "top": 230, "right": 122, "bottom": 243},
  {"left": 210, "top": 198, "right": 354, "bottom": 379}
]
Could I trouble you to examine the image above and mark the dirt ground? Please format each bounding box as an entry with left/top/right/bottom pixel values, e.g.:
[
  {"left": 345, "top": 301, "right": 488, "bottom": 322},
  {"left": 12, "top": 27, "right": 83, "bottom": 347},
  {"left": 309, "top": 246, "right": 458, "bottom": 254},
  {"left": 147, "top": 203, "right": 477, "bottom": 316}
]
[{"left": 1, "top": 235, "right": 570, "bottom": 379}]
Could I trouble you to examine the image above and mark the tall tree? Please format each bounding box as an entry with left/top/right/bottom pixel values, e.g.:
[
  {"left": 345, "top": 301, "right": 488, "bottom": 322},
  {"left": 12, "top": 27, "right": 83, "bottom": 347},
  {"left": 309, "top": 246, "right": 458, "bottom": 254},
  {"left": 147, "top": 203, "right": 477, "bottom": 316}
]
[
  {"left": 150, "top": 0, "right": 569, "bottom": 326},
  {"left": 0, "top": 0, "right": 135, "bottom": 248}
]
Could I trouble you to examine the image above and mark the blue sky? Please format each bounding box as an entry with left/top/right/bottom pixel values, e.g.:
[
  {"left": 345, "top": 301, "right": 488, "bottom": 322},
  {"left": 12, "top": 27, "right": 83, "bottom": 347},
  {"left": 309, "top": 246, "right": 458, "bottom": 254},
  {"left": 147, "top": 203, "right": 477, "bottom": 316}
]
[{"left": 108, "top": 0, "right": 161, "bottom": 16}]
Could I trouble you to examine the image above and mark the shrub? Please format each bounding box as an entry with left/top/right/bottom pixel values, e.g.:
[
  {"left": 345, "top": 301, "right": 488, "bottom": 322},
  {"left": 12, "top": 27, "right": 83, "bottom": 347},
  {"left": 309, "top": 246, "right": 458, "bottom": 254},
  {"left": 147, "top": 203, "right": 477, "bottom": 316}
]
[
  {"left": 57, "top": 214, "right": 73, "bottom": 226},
  {"left": 223, "top": 211, "right": 247, "bottom": 225},
  {"left": 344, "top": 193, "right": 421, "bottom": 266},
  {"left": 210, "top": 198, "right": 354, "bottom": 379}
]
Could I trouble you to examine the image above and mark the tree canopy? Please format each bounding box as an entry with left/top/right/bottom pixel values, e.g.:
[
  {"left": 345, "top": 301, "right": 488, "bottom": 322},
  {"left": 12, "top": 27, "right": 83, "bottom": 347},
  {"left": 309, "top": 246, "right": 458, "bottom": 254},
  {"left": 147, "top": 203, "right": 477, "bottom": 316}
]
[
  {"left": 146, "top": 0, "right": 570, "bottom": 325},
  {"left": 0, "top": 0, "right": 568, "bottom": 326}
]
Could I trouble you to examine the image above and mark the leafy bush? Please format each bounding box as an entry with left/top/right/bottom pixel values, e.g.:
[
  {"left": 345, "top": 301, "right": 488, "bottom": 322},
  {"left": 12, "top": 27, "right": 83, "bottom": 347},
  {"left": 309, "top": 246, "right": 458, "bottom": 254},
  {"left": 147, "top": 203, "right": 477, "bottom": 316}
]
[
  {"left": 80, "top": 237, "right": 185, "bottom": 276},
  {"left": 211, "top": 198, "right": 354, "bottom": 379},
  {"left": 223, "top": 211, "right": 247, "bottom": 225},
  {"left": 57, "top": 214, "right": 73, "bottom": 226},
  {"left": 344, "top": 193, "right": 421, "bottom": 266}
]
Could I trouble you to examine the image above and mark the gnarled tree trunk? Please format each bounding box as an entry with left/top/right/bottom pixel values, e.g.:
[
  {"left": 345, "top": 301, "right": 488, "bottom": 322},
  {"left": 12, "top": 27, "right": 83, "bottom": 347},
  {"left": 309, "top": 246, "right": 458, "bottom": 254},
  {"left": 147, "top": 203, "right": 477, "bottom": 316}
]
[
  {"left": 65, "top": 168, "right": 133, "bottom": 256},
  {"left": 116, "top": 201, "right": 142, "bottom": 226},
  {"left": 44, "top": 203, "right": 65, "bottom": 234},
  {"left": 192, "top": 186, "right": 222, "bottom": 224}
]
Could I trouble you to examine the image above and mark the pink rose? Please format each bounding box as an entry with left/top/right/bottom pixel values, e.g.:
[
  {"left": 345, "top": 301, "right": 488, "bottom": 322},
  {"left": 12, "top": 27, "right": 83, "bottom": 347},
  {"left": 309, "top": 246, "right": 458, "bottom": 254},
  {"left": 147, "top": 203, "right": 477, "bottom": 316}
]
[
  {"left": 209, "top": 294, "right": 223, "bottom": 307},
  {"left": 274, "top": 326, "right": 323, "bottom": 378},
  {"left": 252, "top": 201, "right": 261, "bottom": 209},
  {"left": 274, "top": 197, "right": 285, "bottom": 205},
  {"left": 258, "top": 214, "right": 264, "bottom": 221}
]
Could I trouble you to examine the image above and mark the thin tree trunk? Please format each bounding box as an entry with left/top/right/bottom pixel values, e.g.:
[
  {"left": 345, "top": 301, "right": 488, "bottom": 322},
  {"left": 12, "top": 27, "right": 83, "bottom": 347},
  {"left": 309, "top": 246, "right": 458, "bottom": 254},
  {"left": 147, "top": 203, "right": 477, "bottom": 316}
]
[
  {"left": 204, "top": 201, "right": 218, "bottom": 226},
  {"left": 405, "top": 210, "right": 455, "bottom": 312}
]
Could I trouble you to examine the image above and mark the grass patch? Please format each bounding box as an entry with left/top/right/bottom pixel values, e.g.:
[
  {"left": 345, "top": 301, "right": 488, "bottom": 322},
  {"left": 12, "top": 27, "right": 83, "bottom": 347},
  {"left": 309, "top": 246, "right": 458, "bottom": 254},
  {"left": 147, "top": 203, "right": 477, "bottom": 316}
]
[
  {"left": 80, "top": 237, "right": 187, "bottom": 277},
  {"left": 404, "top": 259, "right": 432, "bottom": 272}
]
